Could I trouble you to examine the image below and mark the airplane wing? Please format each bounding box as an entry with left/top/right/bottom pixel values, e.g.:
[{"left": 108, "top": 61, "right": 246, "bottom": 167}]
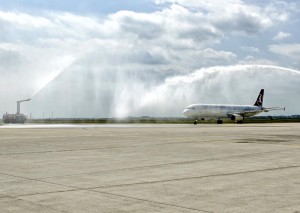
[
  {"left": 232, "top": 110, "right": 263, "bottom": 117},
  {"left": 262, "top": 107, "right": 285, "bottom": 112},
  {"left": 229, "top": 107, "right": 285, "bottom": 118}
]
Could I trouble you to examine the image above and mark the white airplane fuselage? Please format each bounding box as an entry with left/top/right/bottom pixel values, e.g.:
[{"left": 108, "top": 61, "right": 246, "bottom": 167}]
[{"left": 183, "top": 104, "right": 263, "bottom": 119}]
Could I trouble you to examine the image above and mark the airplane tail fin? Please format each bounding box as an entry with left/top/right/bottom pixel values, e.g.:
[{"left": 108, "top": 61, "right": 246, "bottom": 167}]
[{"left": 254, "top": 89, "right": 264, "bottom": 107}]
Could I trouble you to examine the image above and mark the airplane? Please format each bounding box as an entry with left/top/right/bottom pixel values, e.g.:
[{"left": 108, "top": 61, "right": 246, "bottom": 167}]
[{"left": 183, "top": 89, "right": 285, "bottom": 124}]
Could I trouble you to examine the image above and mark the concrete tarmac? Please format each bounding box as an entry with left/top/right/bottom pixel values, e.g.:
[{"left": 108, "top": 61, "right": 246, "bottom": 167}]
[{"left": 0, "top": 123, "right": 299, "bottom": 212}]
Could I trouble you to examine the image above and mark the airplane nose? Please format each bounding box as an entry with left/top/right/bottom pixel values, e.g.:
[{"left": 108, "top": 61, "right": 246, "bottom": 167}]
[{"left": 183, "top": 109, "right": 190, "bottom": 117}]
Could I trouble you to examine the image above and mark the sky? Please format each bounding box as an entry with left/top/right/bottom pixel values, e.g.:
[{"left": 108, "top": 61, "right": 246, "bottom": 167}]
[{"left": 1, "top": 0, "right": 300, "bottom": 118}]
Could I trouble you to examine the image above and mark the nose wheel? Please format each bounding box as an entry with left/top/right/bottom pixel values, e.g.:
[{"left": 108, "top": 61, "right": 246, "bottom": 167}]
[{"left": 194, "top": 120, "right": 197, "bottom": 125}]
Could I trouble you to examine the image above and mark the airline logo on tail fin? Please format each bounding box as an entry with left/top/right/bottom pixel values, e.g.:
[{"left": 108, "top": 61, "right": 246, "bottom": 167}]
[{"left": 254, "top": 89, "right": 264, "bottom": 107}]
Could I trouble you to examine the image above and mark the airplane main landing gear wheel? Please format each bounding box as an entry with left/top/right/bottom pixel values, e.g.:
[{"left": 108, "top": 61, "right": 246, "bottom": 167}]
[
  {"left": 194, "top": 120, "right": 197, "bottom": 125},
  {"left": 237, "top": 121, "right": 243, "bottom": 124},
  {"left": 217, "top": 120, "right": 223, "bottom": 124}
]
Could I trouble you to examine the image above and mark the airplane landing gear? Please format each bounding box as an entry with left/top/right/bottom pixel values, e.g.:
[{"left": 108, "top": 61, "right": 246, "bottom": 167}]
[
  {"left": 217, "top": 120, "right": 223, "bottom": 124},
  {"left": 237, "top": 121, "right": 243, "bottom": 124},
  {"left": 194, "top": 120, "right": 197, "bottom": 125}
]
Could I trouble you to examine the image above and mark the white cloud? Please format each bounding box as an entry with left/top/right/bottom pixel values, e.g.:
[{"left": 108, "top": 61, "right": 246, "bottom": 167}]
[
  {"left": 272, "top": 31, "right": 291, "bottom": 41},
  {"left": 0, "top": 11, "right": 51, "bottom": 28},
  {"left": 154, "top": 0, "right": 278, "bottom": 35},
  {"left": 241, "top": 46, "right": 260, "bottom": 53},
  {"left": 199, "top": 48, "right": 237, "bottom": 63},
  {"left": 269, "top": 44, "right": 300, "bottom": 61},
  {"left": 238, "top": 55, "right": 275, "bottom": 66}
]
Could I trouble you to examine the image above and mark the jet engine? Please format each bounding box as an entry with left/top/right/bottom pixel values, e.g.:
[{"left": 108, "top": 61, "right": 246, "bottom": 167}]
[{"left": 230, "top": 114, "right": 244, "bottom": 121}]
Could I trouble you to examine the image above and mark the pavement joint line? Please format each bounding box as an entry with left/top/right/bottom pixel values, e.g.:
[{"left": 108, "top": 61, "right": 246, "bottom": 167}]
[
  {"left": 0, "top": 139, "right": 220, "bottom": 156},
  {"left": 0, "top": 172, "right": 77, "bottom": 192},
  {"left": 14, "top": 189, "right": 81, "bottom": 198},
  {"left": 9, "top": 165, "right": 299, "bottom": 212},
  {"left": 2, "top": 165, "right": 299, "bottom": 197},
  {"left": 2, "top": 138, "right": 298, "bottom": 156},
  {"left": 0, "top": 140, "right": 190, "bottom": 156},
  {"left": 1, "top": 173, "right": 212, "bottom": 212},
  {"left": 0, "top": 146, "right": 137, "bottom": 156},
  {"left": 1, "top": 170, "right": 298, "bottom": 213},
  {"left": 90, "top": 189, "right": 213, "bottom": 213},
  {"left": 38, "top": 148, "right": 299, "bottom": 179},
  {"left": 0, "top": 140, "right": 194, "bottom": 156},
  {"left": 16, "top": 189, "right": 213, "bottom": 213},
  {"left": 0, "top": 193, "right": 64, "bottom": 213},
  {"left": 87, "top": 165, "right": 300, "bottom": 189},
  {"left": 1, "top": 153, "right": 299, "bottom": 205}
]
